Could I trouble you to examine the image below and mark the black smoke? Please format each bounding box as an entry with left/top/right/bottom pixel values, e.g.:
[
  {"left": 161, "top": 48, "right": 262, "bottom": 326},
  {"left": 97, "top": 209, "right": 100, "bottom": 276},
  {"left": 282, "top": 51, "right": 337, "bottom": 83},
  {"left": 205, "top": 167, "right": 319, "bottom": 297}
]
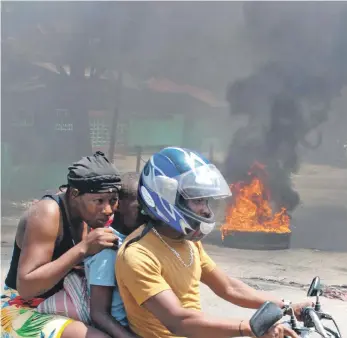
[{"left": 224, "top": 2, "right": 347, "bottom": 213}]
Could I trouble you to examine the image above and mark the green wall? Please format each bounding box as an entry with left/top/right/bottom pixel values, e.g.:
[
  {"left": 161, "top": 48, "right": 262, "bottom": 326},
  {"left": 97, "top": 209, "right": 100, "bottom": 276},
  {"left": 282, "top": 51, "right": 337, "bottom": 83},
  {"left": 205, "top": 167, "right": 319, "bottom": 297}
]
[
  {"left": 182, "top": 114, "right": 231, "bottom": 153},
  {"left": 1, "top": 142, "right": 69, "bottom": 199},
  {"left": 127, "top": 115, "right": 185, "bottom": 149},
  {"left": 126, "top": 113, "right": 230, "bottom": 154},
  {"left": 2, "top": 112, "right": 231, "bottom": 200}
]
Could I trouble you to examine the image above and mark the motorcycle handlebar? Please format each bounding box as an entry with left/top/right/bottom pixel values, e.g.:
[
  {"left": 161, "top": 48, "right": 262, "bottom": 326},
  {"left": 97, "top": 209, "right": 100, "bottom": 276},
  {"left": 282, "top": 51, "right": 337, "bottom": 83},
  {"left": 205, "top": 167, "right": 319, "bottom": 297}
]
[{"left": 302, "top": 308, "right": 328, "bottom": 338}]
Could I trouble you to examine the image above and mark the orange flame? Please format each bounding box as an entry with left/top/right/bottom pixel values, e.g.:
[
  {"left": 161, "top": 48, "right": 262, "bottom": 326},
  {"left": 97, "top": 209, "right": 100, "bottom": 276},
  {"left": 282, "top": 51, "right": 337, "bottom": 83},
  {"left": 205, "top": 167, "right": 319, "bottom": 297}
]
[{"left": 220, "top": 162, "right": 290, "bottom": 239}]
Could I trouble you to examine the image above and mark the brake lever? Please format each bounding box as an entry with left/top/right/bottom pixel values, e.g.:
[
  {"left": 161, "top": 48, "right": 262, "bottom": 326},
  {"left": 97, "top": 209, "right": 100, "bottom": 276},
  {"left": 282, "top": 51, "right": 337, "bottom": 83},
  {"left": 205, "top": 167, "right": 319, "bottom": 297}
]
[
  {"left": 311, "top": 310, "right": 333, "bottom": 321},
  {"left": 323, "top": 326, "right": 340, "bottom": 338}
]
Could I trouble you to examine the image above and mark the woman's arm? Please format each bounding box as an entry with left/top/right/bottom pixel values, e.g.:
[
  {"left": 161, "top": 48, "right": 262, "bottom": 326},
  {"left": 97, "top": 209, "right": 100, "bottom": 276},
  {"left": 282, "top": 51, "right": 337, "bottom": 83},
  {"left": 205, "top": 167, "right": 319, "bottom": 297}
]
[
  {"left": 90, "top": 285, "right": 136, "bottom": 338},
  {"left": 17, "top": 200, "right": 87, "bottom": 299}
]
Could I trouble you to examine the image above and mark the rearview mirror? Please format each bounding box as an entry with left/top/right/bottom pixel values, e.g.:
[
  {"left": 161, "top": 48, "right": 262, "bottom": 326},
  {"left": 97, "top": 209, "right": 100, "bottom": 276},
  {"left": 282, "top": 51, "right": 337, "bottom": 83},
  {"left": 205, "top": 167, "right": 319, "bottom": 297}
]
[
  {"left": 307, "top": 276, "right": 322, "bottom": 297},
  {"left": 250, "top": 301, "right": 283, "bottom": 337}
]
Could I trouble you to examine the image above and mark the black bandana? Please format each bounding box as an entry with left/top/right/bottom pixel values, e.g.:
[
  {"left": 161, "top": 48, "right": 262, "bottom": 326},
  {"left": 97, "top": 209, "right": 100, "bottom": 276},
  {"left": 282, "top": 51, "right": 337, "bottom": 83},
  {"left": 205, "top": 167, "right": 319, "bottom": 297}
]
[{"left": 67, "top": 151, "right": 121, "bottom": 193}]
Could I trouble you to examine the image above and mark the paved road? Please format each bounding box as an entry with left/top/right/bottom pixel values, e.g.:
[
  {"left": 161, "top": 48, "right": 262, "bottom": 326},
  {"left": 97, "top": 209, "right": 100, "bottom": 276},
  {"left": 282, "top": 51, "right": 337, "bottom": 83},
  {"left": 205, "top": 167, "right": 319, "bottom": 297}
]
[
  {"left": 200, "top": 242, "right": 347, "bottom": 337},
  {"left": 2, "top": 163, "right": 347, "bottom": 336},
  {"left": 2, "top": 225, "right": 346, "bottom": 337},
  {"left": 201, "top": 283, "right": 347, "bottom": 337}
]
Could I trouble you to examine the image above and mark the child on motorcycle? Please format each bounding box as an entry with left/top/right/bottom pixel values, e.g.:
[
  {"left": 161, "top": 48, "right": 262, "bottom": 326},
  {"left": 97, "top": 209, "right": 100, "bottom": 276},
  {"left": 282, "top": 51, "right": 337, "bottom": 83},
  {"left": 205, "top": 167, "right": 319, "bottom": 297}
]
[{"left": 85, "top": 172, "right": 147, "bottom": 338}]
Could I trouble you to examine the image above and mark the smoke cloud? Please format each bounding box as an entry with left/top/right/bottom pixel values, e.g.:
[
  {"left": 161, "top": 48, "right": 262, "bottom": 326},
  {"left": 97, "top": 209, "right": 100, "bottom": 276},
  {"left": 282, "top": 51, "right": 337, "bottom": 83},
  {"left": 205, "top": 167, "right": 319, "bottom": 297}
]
[{"left": 224, "top": 2, "right": 347, "bottom": 212}]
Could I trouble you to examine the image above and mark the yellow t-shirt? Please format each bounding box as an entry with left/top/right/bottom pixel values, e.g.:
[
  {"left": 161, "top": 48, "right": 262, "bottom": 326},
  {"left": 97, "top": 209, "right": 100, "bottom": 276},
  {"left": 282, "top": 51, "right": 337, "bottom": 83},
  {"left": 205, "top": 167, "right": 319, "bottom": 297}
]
[{"left": 116, "top": 225, "right": 216, "bottom": 338}]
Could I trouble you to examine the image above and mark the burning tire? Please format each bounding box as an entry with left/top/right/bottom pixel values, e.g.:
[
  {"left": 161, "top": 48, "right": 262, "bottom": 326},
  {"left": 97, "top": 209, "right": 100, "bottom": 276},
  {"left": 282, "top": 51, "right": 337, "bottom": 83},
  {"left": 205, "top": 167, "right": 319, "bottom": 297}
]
[
  {"left": 222, "top": 231, "right": 291, "bottom": 250},
  {"left": 220, "top": 162, "right": 293, "bottom": 250}
]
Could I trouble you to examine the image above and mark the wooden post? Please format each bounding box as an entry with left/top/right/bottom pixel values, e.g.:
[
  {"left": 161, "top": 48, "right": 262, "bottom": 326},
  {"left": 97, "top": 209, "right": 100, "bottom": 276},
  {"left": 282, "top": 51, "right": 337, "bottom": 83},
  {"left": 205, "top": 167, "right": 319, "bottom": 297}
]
[
  {"left": 108, "top": 72, "right": 122, "bottom": 162},
  {"left": 136, "top": 146, "right": 142, "bottom": 173}
]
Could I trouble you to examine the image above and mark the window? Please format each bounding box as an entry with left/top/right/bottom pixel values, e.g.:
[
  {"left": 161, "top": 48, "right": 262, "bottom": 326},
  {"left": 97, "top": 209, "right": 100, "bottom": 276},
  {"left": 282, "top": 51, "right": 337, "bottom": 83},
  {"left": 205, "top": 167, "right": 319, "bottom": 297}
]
[
  {"left": 55, "top": 109, "right": 73, "bottom": 131},
  {"left": 90, "top": 117, "right": 110, "bottom": 147}
]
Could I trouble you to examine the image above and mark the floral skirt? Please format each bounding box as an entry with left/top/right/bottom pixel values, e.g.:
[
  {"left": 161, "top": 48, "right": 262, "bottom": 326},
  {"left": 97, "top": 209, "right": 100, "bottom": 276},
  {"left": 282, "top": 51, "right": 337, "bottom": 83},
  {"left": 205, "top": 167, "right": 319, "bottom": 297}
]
[{"left": 1, "top": 286, "right": 73, "bottom": 338}]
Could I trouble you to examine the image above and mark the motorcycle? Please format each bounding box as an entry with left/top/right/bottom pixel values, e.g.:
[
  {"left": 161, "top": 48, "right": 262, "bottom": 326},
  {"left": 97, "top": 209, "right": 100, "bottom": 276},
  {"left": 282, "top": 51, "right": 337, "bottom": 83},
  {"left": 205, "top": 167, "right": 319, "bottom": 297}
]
[{"left": 249, "top": 276, "right": 343, "bottom": 338}]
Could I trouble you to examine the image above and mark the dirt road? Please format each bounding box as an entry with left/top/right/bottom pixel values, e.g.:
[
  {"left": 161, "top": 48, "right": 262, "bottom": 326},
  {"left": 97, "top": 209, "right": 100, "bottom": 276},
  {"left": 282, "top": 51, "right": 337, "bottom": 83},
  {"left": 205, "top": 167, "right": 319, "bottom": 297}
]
[
  {"left": 1, "top": 225, "right": 346, "bottom": 336},
  {"left": 1, "top": 163, "right": 347, "bottom": 336}
]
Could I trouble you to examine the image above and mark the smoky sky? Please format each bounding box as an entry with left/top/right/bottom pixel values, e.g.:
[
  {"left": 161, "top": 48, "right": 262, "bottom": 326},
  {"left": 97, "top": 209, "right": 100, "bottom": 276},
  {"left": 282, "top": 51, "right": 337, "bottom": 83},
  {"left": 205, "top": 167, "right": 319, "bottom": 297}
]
[
  {"left": 225, "top": 2, "right": 347, "bottom": 213},
  {"left": 4, "top": 2, "right": 347, "bottom": 105},
  {"left": 2, "top": 2, "right": 347, "bottom": 203},
  {"left": 228, "top": 2, "right": 347, "bottom": 115}
]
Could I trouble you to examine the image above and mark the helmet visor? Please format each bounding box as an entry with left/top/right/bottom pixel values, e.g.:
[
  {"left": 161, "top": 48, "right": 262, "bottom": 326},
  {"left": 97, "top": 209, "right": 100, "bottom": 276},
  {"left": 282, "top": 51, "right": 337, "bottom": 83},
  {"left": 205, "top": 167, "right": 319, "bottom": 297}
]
[
  {"left": 175, "top": 164, "right": 232, "bottom": 200},
  {"left": 142, "top": 164, "right": 231, "bottom": 205}
]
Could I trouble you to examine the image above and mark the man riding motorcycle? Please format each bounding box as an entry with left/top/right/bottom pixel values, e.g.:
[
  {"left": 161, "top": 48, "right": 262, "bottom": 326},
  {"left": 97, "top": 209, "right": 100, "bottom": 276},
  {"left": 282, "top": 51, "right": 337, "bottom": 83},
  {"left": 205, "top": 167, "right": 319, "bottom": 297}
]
[{"left": 116, "top": 147, "right": 311, "bottom": 338}]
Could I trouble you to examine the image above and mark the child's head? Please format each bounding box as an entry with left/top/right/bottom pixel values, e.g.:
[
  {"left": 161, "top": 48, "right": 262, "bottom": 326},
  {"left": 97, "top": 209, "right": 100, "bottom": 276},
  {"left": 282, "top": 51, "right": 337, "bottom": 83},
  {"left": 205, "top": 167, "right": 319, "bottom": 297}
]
[{"left": 114, "top": 172, "right": 146, "bottom": 234}]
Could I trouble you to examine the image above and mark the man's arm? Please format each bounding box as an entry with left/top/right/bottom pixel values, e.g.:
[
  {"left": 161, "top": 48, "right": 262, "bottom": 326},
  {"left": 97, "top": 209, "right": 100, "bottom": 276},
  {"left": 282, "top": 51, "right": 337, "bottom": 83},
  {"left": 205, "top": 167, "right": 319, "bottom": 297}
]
[
  {"left": 90, "top": 285, "right": 135, "bottom": 338},
  {"left": 197, "top": 241, "right": 285, "bottom": 309},
  {"left": 118, "top": 245, "right": 298, "bottom": 338},
  {"left": 143, "top": 289, "right": 254, "bottom": 338},
  {"left": 143, "top": 290, "right": 298, "bottom": 338},
  {"left": 201, "top": 266, "right": 313, "bottom": 319},
  {"left": 201, "top": 266, "right": 285, "bottom": 309}
]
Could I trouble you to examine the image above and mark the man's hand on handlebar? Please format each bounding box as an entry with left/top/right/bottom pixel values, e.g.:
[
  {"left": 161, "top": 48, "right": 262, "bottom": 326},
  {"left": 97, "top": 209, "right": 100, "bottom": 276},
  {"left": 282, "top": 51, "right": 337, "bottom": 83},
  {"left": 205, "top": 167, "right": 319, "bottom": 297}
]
[
  {"left": 291, "top": 300, "right": 315, "bottom": 321},
  {"left": 261, "top": 323, "right": 299, "bottom": 338}
]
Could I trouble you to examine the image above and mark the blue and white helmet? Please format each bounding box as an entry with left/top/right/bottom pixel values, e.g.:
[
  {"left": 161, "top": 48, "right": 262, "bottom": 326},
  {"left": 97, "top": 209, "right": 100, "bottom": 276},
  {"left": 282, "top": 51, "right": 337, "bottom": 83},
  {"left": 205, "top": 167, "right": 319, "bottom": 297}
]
[{"left": 138, "top": 147, "right": 232, "bottom": 241}]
